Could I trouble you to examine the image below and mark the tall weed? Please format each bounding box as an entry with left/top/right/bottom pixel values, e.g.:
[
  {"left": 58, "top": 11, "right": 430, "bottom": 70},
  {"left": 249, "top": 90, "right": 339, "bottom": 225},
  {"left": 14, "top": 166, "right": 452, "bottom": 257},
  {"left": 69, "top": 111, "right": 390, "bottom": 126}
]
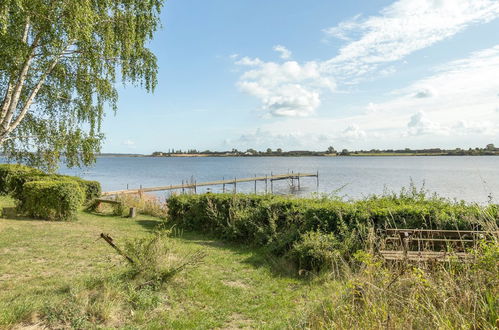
[{"left": 40, "top": 229, "right": 204, "bottom": 328}]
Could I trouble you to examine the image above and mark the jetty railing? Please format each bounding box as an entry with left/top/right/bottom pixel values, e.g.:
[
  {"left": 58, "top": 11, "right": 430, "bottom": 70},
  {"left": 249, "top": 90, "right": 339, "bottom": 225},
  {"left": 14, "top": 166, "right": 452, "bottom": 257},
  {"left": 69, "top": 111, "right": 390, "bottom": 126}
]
[{"left": 101, "top": 171, "right": 319, "bottom": 196}]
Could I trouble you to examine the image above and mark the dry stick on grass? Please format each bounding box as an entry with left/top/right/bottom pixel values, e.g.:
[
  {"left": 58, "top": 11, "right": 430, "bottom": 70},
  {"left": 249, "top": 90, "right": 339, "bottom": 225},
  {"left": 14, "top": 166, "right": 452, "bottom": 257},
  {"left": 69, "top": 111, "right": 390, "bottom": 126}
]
[{"left": 100, "top": 233, "right": 135, "bottom": 264}]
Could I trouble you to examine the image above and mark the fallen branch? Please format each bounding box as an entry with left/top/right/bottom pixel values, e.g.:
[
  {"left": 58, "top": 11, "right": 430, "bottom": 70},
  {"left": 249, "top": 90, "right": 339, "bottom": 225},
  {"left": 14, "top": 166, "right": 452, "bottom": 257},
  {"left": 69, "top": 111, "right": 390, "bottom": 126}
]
[{"left": 100, "top": 233, "right": 135, "bottom": 264}]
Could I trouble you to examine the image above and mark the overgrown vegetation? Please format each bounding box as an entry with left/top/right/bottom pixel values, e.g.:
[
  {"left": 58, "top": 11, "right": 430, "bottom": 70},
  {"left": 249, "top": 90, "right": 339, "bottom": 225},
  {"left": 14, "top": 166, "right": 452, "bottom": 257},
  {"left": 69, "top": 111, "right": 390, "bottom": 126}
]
[
  {"left": 167, "top": 189, "right": 498, "bottom": 271},
  {"left": 110, "top": 193, "right": 168, "bottom": 219},
  {"left": 295, "top": 243, "right": 499, "bottom": 329},
  {"left": 1, "top": 196, "right": 333, "bottom": 328},
  {"left": 1, "top": 187, "right": 498, "bottom": 328},
  {"left": 0, "top": 164, "right": 101, "bottom": 220},
  {"left": 39, "top": 229, "right": 205, "bottom": 328}
]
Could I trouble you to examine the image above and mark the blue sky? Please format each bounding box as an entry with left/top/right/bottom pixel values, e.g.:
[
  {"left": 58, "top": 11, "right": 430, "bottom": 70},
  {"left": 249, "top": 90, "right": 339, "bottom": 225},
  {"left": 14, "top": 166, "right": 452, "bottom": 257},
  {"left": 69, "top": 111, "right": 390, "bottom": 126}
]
[{"left": 102, "top": 0, "right": 499, "bottom": 153}]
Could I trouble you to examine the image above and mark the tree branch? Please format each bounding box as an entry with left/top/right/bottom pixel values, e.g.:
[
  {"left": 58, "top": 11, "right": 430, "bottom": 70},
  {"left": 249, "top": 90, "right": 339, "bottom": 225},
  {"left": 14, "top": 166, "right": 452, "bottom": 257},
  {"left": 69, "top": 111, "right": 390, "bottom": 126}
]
[
  {"left": 0, "top": 81, "right": 15, "bottom": 122},
  {"left": 1, "top": 33, "right": 41, "bottom": 132},
  {"left": 0, "top": 17, "right": 32, "bottom": 122},
  {"left": 1, "top": 41, "right": 74, "bottom": 141}
]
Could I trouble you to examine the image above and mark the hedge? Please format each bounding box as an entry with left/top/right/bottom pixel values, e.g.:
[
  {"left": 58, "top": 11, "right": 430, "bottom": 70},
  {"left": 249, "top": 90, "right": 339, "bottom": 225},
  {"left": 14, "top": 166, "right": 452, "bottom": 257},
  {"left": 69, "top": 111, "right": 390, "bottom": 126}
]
[
  {"left": 167, "top": 193, "right": 498, "bottom": 270},
  {"left": 0, "top": 164, "right": 44, "bottom": 196},
  {"left": 51, "top": 174, "right": 101, "bottom": 202},
  {"left": 0, "top": 164, "right": 101, "bottom": 202},
  {"left": 0, "top": 164, "right": 102, "bottom": 221},
  {"left": 18, "top": 180, "right": 85, "bottom": 221}
]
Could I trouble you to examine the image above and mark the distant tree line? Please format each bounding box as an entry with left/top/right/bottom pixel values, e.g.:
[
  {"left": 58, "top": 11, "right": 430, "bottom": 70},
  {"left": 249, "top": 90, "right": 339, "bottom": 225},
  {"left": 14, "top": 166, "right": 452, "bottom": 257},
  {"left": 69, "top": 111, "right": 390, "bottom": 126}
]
[{"left": 150, "top": 144, "right": 499, "bottom": 157}]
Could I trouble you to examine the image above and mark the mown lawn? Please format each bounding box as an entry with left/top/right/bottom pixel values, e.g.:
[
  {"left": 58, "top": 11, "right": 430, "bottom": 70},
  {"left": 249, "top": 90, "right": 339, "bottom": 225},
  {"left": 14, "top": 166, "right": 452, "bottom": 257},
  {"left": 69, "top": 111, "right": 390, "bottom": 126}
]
[{"left": 0, "top": 196, "right": 330, "bottom": 329}]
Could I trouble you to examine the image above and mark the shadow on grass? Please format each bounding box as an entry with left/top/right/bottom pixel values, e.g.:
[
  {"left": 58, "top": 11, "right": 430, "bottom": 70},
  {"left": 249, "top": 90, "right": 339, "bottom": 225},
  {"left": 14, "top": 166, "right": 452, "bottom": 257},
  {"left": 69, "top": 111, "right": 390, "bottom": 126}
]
[
  {"left": 84, "top": 211, "right": 162, "bottom": 230},
  {"left": 173, "top": 229, "right": 302, "bottom": 280},
  {"left": 135, "top": 219, "right": 162, "bottom": 231},
  {"left": 0, "top": 207, "right": 47, "bottom": 222}
]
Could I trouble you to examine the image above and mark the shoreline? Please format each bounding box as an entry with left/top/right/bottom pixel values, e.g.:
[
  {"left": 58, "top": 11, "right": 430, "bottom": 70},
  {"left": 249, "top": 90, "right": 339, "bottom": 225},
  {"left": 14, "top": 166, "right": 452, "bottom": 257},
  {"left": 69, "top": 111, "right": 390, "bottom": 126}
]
[{"left": 97, "top": 153, "right": 499, "bottom": 158}]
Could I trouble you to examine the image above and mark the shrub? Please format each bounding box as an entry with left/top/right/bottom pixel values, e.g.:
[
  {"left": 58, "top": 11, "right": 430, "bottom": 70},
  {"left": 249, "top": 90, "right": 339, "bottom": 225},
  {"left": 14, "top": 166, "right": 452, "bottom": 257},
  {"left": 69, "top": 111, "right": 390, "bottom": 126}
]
[
  {"left": 66, "top": 177, "right": 101, "bottom": 202},
  {"left": 0, "top": 164, "right": 101, "bottom": 206},
  {"left": 123, "top": 229, "right": 205, "bottom": 288},
  {"left": 19, "top": 180, "right": 84, "bottom": 221},
  {"left": 291, "top": 231, "right": 345, "bottom": 272},
  {"left": 167, "top": 193, "right": 498, "bottom": 271},
  {"left": 297, "top": 247, "right": 499, "bottom": 329},
  {"left": 0, "top": 164, "right": 44, "bottom": 196},
  {"left": 49, "top": 174, "right": 101, "bottom": 202},
  {"left": 78, "top": 179, "right": 101, "bottom": 201}
]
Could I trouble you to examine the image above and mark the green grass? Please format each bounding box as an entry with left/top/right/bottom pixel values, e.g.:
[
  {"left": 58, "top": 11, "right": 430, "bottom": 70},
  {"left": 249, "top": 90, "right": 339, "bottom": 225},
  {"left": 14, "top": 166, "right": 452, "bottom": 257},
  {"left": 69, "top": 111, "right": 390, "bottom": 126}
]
[
  {"left": 1, "top": 194, "right": 497, "bottom": 329},
  {"left": 0, "top": 196, "right": 332, "bottom": 329}
]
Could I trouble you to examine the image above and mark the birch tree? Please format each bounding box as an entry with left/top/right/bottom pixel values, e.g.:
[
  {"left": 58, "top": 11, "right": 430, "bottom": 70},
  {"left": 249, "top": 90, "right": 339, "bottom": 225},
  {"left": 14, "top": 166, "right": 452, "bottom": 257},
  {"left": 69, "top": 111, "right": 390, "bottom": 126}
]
[{"left": 0, "top": 0, "right": 163, "bottom": 169}]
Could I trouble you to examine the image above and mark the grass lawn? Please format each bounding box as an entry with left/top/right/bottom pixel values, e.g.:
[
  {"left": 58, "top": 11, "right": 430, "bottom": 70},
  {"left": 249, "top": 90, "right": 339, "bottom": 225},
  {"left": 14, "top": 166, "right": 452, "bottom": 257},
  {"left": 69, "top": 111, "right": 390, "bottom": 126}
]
[
  {"left": 0, "top": 196, "right": 330, "bottom": 329},
  {"left": 2, "top": 195, "right": 497, "bottom": 329}
]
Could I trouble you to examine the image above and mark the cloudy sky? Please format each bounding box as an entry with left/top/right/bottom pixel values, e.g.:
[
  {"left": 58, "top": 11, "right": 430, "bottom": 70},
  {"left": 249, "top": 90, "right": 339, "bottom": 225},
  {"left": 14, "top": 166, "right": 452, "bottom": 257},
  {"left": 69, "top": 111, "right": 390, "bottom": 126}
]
[{"left": 103, "top": 0, "right": 499, "bottom": 153}]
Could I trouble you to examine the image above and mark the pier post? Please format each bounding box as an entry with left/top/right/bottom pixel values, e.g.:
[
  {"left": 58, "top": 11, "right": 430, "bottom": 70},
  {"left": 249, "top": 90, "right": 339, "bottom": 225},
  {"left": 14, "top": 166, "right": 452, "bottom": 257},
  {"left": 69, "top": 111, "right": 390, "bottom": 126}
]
[
  {"left": 316, "top": 171, "right": 319, "bottom": 192},
  {"left": 265, "top": 176, "right": 268, "bottom": 194},
  {"left": 194, "top": 181, "right": 197, "bottom": 194},
  {"left": 270, "top": 172, "right": 273, "bottom": 193},
  {"left": 254, "top": 175, "right": 257, "bottom": 194},
  {"left": 222, "top": 177, "right": 225, "bottom": 193},
  {"left": 182, "top": 180, "right": 185, "bottom": 194},
  {"left": 234, "top": 177, "right": 237, "bottom": 193}
]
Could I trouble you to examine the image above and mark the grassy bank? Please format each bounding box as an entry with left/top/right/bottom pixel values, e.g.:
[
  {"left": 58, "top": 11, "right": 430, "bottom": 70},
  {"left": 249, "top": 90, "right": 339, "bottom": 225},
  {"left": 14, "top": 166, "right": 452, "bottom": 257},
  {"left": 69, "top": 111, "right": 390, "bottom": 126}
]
[
  {"left": 1, "top": 192, "right": 498, "bottom": 329},
  {"left": 0, "top": 196, "right": 333, "bottom": 328}
]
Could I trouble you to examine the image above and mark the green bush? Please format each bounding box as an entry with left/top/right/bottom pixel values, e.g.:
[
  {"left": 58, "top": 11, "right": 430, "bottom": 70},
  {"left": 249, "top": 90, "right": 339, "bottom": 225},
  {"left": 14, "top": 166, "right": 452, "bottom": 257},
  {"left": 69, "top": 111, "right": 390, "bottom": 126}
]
[
  {"left": 167, "top": 193, "right": 498, "bottom": 271},
  {"left": 0, "top": 164, "right": 44, "bottom": 196},
  {"left": 290, "top": 231, "right": 345, "bottom": 271},
  {"left": 0, "top": 164, "right": 101, "bottom": 203},
  {"left": 18, "top": 180, "right": 85, "bottom": 221},
  {"left": 76, "top": 179, "right": 101, "bottom": 201},
  {"left": 55, "top": 175, "right": 101, "bottom": 202}
]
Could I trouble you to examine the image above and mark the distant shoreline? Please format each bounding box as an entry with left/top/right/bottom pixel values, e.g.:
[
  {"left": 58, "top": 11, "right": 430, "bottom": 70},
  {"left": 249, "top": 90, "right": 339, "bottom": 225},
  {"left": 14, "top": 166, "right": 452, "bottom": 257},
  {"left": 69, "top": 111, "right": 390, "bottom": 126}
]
[{"left": 97, "top": 152, "right": 499, "bottom": 158}]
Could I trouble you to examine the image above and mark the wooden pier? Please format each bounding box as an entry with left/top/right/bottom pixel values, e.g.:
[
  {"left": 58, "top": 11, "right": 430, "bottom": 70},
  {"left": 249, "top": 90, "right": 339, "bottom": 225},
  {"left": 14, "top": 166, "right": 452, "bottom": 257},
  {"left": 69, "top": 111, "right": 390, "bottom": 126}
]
[{"left": 101, "top": 172, "right": 319, "bottom": 196}]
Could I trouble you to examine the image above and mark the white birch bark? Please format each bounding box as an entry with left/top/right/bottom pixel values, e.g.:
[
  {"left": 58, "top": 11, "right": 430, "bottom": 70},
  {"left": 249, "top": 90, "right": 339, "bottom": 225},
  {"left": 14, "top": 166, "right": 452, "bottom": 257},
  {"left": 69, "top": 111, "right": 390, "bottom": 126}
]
[{"left": 0, "top": 42, "right": 73, "bottom": 142}]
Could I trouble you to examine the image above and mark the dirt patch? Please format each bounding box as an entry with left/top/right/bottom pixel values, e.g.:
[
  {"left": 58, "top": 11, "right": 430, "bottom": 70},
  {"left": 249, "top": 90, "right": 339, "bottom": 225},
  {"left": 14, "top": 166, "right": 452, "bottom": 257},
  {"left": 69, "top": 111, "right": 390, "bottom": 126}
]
[{"left": 12, "top": 313, "right": 47, "bottom": 330}]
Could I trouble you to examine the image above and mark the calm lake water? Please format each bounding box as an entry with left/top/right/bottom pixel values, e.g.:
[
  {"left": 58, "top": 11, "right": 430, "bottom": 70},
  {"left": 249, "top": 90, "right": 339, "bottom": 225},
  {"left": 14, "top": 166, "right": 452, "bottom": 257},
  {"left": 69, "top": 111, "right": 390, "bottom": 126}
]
[{"left": 56, "top": 156, "right": 499, "bottom": 203}]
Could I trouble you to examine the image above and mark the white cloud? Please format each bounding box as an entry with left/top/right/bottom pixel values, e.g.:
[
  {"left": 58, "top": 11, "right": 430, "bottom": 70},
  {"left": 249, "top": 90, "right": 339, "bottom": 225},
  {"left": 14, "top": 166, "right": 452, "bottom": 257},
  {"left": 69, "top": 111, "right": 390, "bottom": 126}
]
[
  {"left": 414, "top": 88, "right": 435, "bottom": 99},
  {"left": 324, "top": 0, "right": 499, "bottom": 71},
  {"left": 366, "top": 102, "right": 380, "bottom": 113},
  {"left": 234, "top": 0, "right": 499, "bottom": 118},
  {"left": 260, "top": 85, "right": 320, "bottom": 117},
  {"left": 323, "top": 14, "right": 363, "bottom": 41},
  {"left": 237, "top": 60, "right": 335, "bottom": 117},
  {"left": 453, "top": 120, "right": 499, "bottom": 135},
  {"left": 407, "top": 111, "right": 449, "bottom": 136},
  {"left": 341, "top": 124, "right": 367, "bottom": 140},
  {"left": 273, "top": 45, "right": 292, "bottom": 59},
  {"left": 235, "top": 56, "right": 263, "bottom": 66},
  {"left": 230, "top": 44, "right": 499, "bottom": 149},
  {"left": 122, "top": 139, "right": 136, "bottom": 148}
]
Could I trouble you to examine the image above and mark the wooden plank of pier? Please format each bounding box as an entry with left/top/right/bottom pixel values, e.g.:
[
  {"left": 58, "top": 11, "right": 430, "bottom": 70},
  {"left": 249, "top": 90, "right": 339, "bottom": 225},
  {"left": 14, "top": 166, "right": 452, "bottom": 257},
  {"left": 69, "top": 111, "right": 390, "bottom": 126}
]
[{"left": 101, "top": 172, "right": 318, "bottom": 196}]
